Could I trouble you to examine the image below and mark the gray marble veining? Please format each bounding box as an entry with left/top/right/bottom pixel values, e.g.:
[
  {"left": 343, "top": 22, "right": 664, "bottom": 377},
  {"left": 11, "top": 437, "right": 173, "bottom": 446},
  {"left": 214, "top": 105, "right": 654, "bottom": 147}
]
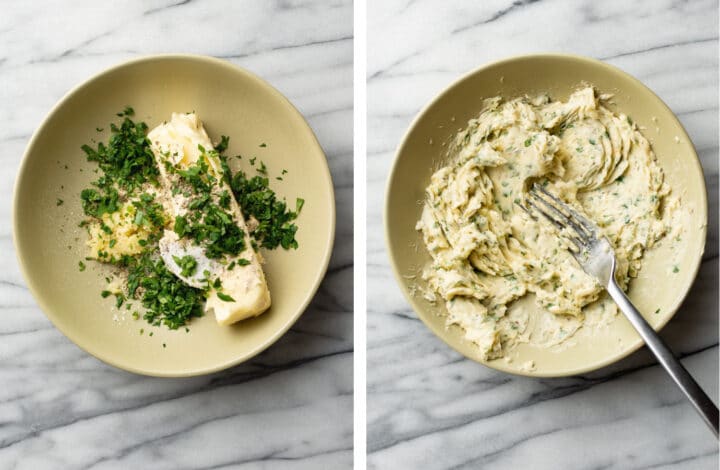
[
  {"left": 367, "top": 1, "right": 718, "bottom": 468},
  {"left": 0, "top": 1, "right": 352, "bottom": 468}
]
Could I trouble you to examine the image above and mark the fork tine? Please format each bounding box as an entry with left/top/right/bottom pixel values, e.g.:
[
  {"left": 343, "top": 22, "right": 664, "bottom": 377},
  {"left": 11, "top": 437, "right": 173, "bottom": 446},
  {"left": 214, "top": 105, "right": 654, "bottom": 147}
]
[
  {"left": 532, "top": 183, "right": 597, "bottom": 237},
  {"left": 525, "top": 199, "right": 583, "bottom": 252},
  {"left": 514, "top": 201, "right": 537, "bottom": 221},
  {"left": 528, "top": 190, "right": 590, "bottom": 244}
]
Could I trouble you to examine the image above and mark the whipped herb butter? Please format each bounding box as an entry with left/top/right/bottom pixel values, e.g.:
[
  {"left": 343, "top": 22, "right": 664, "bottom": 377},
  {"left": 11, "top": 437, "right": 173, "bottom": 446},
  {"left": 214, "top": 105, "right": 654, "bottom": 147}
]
[{"left": 416, "top": 87, "right": 678, "bottom": 360}]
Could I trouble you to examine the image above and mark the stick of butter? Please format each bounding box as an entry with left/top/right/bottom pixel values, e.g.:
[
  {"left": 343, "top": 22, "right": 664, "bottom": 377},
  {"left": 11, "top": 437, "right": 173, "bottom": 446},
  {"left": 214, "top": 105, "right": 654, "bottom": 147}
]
[{"left": 148, "top": 113, "right": 271, "bottom": 325}]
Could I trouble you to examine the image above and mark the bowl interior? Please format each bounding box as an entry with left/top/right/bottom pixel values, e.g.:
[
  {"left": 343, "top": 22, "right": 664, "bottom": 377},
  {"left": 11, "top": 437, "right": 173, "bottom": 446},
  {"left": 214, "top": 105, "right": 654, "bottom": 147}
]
[
  {"left": 14, "top": 55, "right": 335, "bottom": 376},
  {"left": 386, "top": 54, "right": 707, "bottom": 377}
]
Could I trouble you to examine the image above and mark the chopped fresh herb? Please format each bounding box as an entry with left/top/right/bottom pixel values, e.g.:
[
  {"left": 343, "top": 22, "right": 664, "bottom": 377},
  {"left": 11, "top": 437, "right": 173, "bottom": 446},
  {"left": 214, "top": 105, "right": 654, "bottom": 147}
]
[
  {"left": 230, "top": 170, "right": 302, "bottom": 250},
  {"left": 56, "top": 198, "right": 64, "bottom": 206},
  {"left": 101, "top": 290, "right": 111, "bottom": 298},
  {"left": 80, "top": 112, "right": 158, "bottom": 193},
  {"left": 109, "top": 239, "right": 117, "bottom": 248},
  {"left": 216, "top": 292, "right": 236, "bottom": 302},
  {"left": 78, "top": 261, "right": 86, "bottom": 272},
  {"left": 672, "top": 265, "right": 679, "bottom": 273},
  {"left": 215, "top": 135, "right": 230, "bottom": 153},
  {"left": 175, "top": 158, "right": 212, "bottom": 193},
  {"left": 81, "top": 188, "right": 119, "bottom": 218},
  {"left": 218, "top": 190, "right": 231, "bottom": 209},
  {"left": 524, "top": 138, "right": 531, "bottom": 147},
  {"left": 654, "top": 308, "right": 661, "bottom": 314},
  {"left": 131, "top": 193, "right": 166, "bottom": 230},
  {"left": 259, "top": 143, "right": 267, "bottom": 148},
  {"left": 173, "top": 255, "right": 198, "bottom": 277},
  {"left": 174, "top": 216, "right": 189, "bottom": 237},
  {"left": 124, "top": 252, "right": 204, "bottom": 329},
  {"left": 237, "top": 258, "right": 251, "bottom": 266},
  {"left": 173, "top": 200, "right": 246, "bottom": 258},
  {"left": 117, "top": 106, "right": 134, "bottom": 117}
]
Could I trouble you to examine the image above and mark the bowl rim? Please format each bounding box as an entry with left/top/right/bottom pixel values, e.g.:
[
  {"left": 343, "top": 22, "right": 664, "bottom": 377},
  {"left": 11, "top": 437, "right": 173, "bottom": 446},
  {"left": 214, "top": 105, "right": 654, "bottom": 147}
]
[
  {"left": 12, "top": 53, "right": 336, "bottom": 377},
  {"left": 384, "top": 52, "right": 708, "bottom": 378}
]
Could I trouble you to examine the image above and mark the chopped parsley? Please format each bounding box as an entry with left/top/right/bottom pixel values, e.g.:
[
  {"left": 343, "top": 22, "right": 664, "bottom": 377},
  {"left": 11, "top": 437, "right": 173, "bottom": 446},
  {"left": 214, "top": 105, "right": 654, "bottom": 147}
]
[
  {"left": 173, "top": 202, "right": 246, "bottom": 259},
  {"left": 81, "top": 107, "right": 158, "bottom": 194},
  {"left": 132, "top": 193, "right": 166, "bottom": 230},
  {"left": 78, "top": 261, "right": 86, "bottom": 272},
  {"left": 123, "top": 252, "right": 204, "bottom": 329},
  {"left": 80, "top": 187, "right": 119, "bottom": 218},
  {"left": 216, "top": 292, "right": 236, "bottom": 302},
  {"left": 230, "top": 171, "right": 303, "bottom": 250},
  {"left": 56, "top": 198, "right": 64, "bottom": 206},
  {"left": 215, "top": 135, "right": 230, "bottom": 153},
  {"left": 218, "top": 190, "right": 231, "bottom": 209},
  {"left": 173, "top": 255, "right": 198, "bottom": 277}
]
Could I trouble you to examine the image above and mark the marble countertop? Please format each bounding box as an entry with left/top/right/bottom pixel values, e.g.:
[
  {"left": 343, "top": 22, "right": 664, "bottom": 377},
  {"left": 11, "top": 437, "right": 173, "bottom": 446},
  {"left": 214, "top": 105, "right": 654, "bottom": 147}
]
[
  {"left": 367, "top": 1, "right": 718, "bottom": 469},
  {"left": 0, "top": 1, "right": 352, "bottom": 468}
]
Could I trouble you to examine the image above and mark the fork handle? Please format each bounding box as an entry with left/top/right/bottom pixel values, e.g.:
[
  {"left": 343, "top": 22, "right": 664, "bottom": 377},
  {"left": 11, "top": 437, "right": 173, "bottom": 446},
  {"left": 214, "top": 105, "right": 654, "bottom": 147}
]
[{"left": 607, "top": 281, "right": 719, "bottom": 438}]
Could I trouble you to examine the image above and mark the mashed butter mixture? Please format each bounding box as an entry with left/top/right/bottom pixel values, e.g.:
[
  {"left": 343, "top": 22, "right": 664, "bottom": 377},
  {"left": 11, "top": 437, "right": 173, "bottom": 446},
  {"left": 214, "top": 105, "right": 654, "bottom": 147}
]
[{"left": 416, "top": 87, "right": 678, "bottom": 360}]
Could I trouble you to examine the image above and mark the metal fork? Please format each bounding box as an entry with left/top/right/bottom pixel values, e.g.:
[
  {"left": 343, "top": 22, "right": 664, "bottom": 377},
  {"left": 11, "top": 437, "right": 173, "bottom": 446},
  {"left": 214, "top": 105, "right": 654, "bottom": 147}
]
[{"left": 523, "top": 182, "right": 719, "bottom": 437}]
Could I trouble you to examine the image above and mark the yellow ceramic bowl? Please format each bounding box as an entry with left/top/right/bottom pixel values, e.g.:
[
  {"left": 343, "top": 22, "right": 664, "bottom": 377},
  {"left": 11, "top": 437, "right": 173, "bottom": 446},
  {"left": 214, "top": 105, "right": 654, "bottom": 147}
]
[
  {"left": 385, "top": 53, "right": 707, "bottom": 377},
  {"left": 14, "top": 55, "right": 335, "bottom": 377}
]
